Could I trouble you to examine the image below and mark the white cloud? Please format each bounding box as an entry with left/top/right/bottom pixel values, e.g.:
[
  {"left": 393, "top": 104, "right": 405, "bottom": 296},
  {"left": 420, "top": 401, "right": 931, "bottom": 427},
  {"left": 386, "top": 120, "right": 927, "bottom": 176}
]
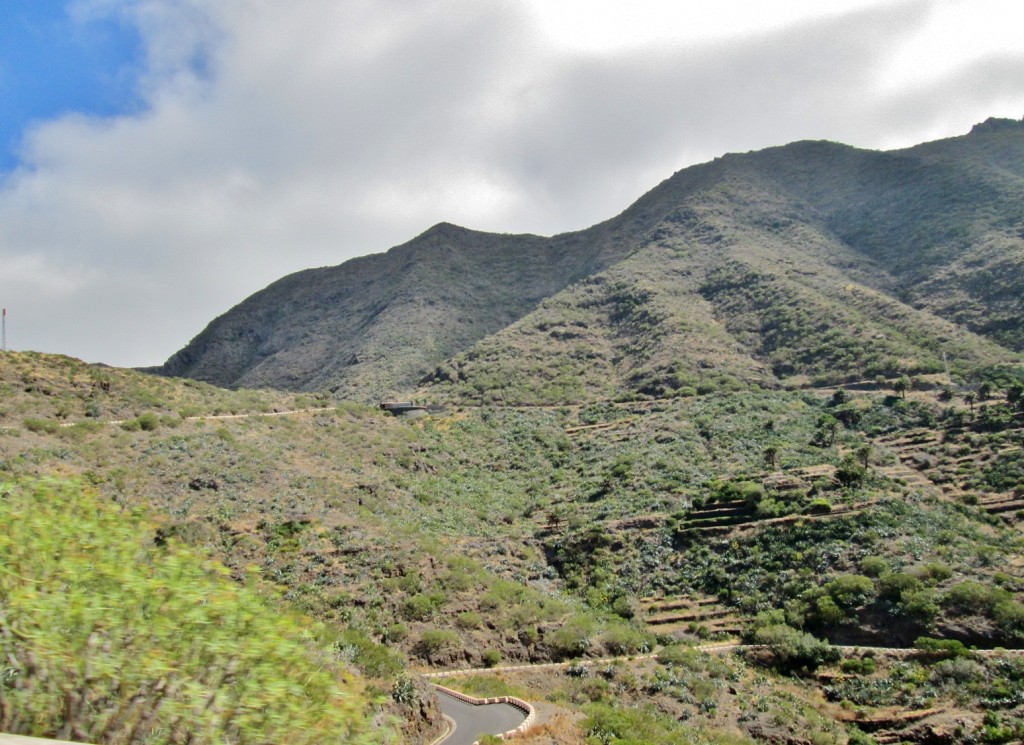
[
  {"left": 1, "top": 0, "right": 1023, "bottom": 367},
  {"left": 521, "top": 0, "right": 896, "bottom": 51}
]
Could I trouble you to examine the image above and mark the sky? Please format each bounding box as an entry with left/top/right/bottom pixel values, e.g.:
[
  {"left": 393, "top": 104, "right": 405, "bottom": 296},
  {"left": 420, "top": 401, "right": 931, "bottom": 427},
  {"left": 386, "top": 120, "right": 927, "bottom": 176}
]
[{"left": 1, "top": 0, "right": 1022, "bottom": 368}]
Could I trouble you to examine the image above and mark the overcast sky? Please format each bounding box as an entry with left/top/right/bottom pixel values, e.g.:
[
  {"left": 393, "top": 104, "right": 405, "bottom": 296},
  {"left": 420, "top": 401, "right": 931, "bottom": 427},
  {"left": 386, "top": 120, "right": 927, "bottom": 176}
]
[{"left": 1, "top": 0, "right": 1023, "bottom": 367}]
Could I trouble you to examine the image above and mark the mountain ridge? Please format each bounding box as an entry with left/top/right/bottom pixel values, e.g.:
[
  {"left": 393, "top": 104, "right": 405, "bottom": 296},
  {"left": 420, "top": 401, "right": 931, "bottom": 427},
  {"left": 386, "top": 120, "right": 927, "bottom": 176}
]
[{"left": 157, "top": 118, "right": 1024, "bottom": 398}]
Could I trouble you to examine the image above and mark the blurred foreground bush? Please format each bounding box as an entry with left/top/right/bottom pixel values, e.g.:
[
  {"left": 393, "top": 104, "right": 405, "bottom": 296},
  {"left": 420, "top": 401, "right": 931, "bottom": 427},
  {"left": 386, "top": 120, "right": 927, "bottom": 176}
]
[{"left": 0, "top": 478, "right": 387, "bottom": 744}]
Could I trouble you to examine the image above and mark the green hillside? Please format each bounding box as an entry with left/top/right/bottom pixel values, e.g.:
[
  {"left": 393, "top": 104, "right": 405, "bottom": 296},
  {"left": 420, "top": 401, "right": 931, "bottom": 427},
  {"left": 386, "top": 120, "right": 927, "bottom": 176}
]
[
  {"left": 4, "top": 350, "right": 1024, "bottom": 743},
  {"left": 157, "top": 119, "right": 1024, "bottom": 400}
]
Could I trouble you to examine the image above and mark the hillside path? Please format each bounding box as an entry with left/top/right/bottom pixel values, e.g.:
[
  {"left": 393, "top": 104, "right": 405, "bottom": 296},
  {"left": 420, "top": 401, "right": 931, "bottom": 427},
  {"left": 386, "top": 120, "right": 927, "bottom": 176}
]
[{"left": 59, "top": 406, "right": 336, "bottom": 427}]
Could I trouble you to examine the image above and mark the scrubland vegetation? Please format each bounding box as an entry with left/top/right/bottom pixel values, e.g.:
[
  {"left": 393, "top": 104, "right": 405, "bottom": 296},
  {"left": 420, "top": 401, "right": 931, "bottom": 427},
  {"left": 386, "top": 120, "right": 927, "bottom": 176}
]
[{"left": 2, "top": 349, "right": 1023, "bottom": 743}]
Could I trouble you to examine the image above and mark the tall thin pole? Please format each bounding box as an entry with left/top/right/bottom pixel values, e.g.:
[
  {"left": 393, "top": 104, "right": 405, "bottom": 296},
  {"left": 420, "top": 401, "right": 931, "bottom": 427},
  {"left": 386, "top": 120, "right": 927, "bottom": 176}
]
[{"left": 1, "top": 308, "right": 6, "bottom": 352}]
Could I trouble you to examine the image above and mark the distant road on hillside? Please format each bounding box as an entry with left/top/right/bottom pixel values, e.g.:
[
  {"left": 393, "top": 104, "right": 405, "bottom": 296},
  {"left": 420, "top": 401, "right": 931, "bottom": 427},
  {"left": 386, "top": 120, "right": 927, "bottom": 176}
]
[{"left": 435, "top": 690, "right": 527, "bottom": 745}]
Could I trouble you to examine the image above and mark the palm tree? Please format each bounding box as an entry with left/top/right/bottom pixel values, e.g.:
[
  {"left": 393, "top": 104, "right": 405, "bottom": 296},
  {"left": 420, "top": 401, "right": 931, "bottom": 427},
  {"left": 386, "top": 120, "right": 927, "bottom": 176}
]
[
  {"left": 817, "top": 414, "right": 840, "bottom": 446},
  {"left": 893, "top": 376, "right": 911, "bottom": 399},
  {"left": 963, "top": 391, "right": 977, "bottom": 415}
]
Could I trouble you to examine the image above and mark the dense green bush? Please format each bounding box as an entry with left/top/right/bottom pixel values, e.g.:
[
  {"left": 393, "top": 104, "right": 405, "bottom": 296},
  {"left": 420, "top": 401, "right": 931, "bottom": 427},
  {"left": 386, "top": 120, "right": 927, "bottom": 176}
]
[
  {"left": 877, "top": 572, "right": 922, "bottom": 601},
  {"left": 943, "top": 581, "right": 1006, "bottom": 614},
  {"left": 752, "top": 624, "right": 839, "bottom": 674},
  {"left": 859, "top": 556, "right": 890, "bottom": 578},
  {"left": 550, "top": 617, "right": 597, "bottom": 660},
  {"left": 601, "top": 625, "right": 653, "bottom": 656},
  {"left": 826, "top": 575, "right": 876, "bottom": 611},
  {"left": 0, "top": 478, "right": 383, "bottom": 744},
  {"left": 914, "top": 636, "right": 972, "bottom": 659},
  {"left": 840, "top": 657, "right": 877, "bottom": 675},
  {"left": 898, "top": 589, "right": 940, "bottom": 625}
]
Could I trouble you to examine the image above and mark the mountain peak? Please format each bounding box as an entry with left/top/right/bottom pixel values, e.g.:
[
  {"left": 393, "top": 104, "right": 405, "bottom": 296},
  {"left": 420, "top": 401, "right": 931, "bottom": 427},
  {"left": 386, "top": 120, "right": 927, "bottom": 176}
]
[
  {"left": 419, "top": 221, "right": 471, "bottom": 239},
  {"left": 969, "top": 116, "right": 1024, "bottom": 135}
]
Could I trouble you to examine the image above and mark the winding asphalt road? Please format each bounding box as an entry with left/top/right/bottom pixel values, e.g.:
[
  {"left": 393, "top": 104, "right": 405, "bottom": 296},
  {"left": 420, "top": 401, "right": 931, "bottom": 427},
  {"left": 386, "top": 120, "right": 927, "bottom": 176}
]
[{"left": 435, "top": 690, "right": 527, "bottom": 745}]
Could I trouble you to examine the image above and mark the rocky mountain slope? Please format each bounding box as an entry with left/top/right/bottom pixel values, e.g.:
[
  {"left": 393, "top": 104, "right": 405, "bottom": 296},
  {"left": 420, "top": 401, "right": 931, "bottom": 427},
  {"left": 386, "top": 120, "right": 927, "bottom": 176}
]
[{"left": 158, "top": 118, "right": 1024, "bottom": 399}]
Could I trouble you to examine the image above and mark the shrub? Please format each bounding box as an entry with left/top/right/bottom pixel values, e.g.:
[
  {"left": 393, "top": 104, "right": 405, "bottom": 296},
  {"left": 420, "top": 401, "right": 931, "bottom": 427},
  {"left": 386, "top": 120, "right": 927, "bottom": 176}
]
[
  {"left": 23, "top": 418, "right": 60, "bottom": 434},
  {"left": 943, "top": 582, "right": 1001, "bottom": 614},
  {"left": 826, "top": 574, "right": 875, "bottom": 611},
  {"left": 752, "top": 624, "right": 839, "bottom": 673},
  {"left": 993, "top": 600, "right": 1024, "bottom": 638},
  {"left": 337, "top": 629, "right": 405, "bottom": 678},
  {"left": 456, "top": 611, "right": 483, "bottom": 629},
  {"left": 550, "top": 617, "right": 596, "bottom": 659},
  {"left": 931, "top": 657, "right": 985, "bottom": 684},
  {"left": 756, "top": 498, "right": 786, "bottom": 519},
  {"left": 914, "top": 636, "right": 972, "bottom": 659},
  {"left": 0, "top": 479, "right": 382, "bottom": 744},
  {"left": 401, "top": 591, "right": 447, "bottom": 621},
  {"left": 804, "top": 498, "right": 833, "bottom": 515},
  {"left": 601, "top": 625, "right": 652, "bottom": 656},
  {"left": 847, "top": 726, "right": 877, "bottom": 745},
  {"left": 482, "top": 648, "right": 502, "bottom": 668},
  {"left": 381, "top": 623, "right": 409, "bottom": 644},
  {"left": 840, "top": 657, "right": 877, "bottom": 675},
  {"left": 736, "top": 480, "right": 766, "bottom": 504},
  {"left": 814, "top": 595, "right": 848, "bottom": 625},
  {"left": 610, "top": 595, "right": 636, "bottom": 620},
  {"left": 712, "top": 478, "right": 764, "bottom": 504},
  {"left": 913, "top": 562, "right": 953, "bottom": 583},
  {"left": 859, "top": 556, "right": 890, "bottom": 578},
  {"left": 878, "top": 572, "right": 921, "bottom": 601},
  {"left": 417, "top": 629, "right": 460, "bottom": 657},
  {"left": 898, "top": 589, "right": 940, "bottom": 625}
]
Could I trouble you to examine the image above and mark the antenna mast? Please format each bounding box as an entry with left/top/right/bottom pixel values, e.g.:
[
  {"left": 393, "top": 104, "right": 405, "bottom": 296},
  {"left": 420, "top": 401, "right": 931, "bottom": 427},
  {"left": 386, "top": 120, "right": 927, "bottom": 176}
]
[{"left": 1, "top": 308, "right": 5, "bottom": 352}]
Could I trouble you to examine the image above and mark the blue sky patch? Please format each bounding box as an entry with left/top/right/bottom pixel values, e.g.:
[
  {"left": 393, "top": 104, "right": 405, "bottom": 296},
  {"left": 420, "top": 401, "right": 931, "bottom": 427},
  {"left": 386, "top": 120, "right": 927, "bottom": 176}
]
[{"left": 0, "top": 0, "right": 144, "bottom": 171}]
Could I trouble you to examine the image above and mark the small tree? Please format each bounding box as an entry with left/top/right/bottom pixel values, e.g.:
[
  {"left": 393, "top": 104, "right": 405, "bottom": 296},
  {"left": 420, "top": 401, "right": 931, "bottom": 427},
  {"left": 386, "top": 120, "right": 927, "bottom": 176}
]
[
  {"left": 836, "top": 454, "right": 866, "bottom": 488},
  {"left": 963, "top": 391, "right": 977, "bottom": 415},
  {"left": 763, "top": 445, "right": 779, "bottom": 470},
  {"left": 816, "top": 414, "right": 840, "bottom": 446},
  {"left": 893, "top": 376, "right": 911, "bottom": 399}
]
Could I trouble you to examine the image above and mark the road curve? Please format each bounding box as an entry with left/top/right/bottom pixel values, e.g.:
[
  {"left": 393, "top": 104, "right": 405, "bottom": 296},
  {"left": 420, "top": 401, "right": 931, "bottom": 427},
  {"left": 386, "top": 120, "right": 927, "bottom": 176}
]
[{"left": 435, "top": 689, "right": 528, "bottom": 745}]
